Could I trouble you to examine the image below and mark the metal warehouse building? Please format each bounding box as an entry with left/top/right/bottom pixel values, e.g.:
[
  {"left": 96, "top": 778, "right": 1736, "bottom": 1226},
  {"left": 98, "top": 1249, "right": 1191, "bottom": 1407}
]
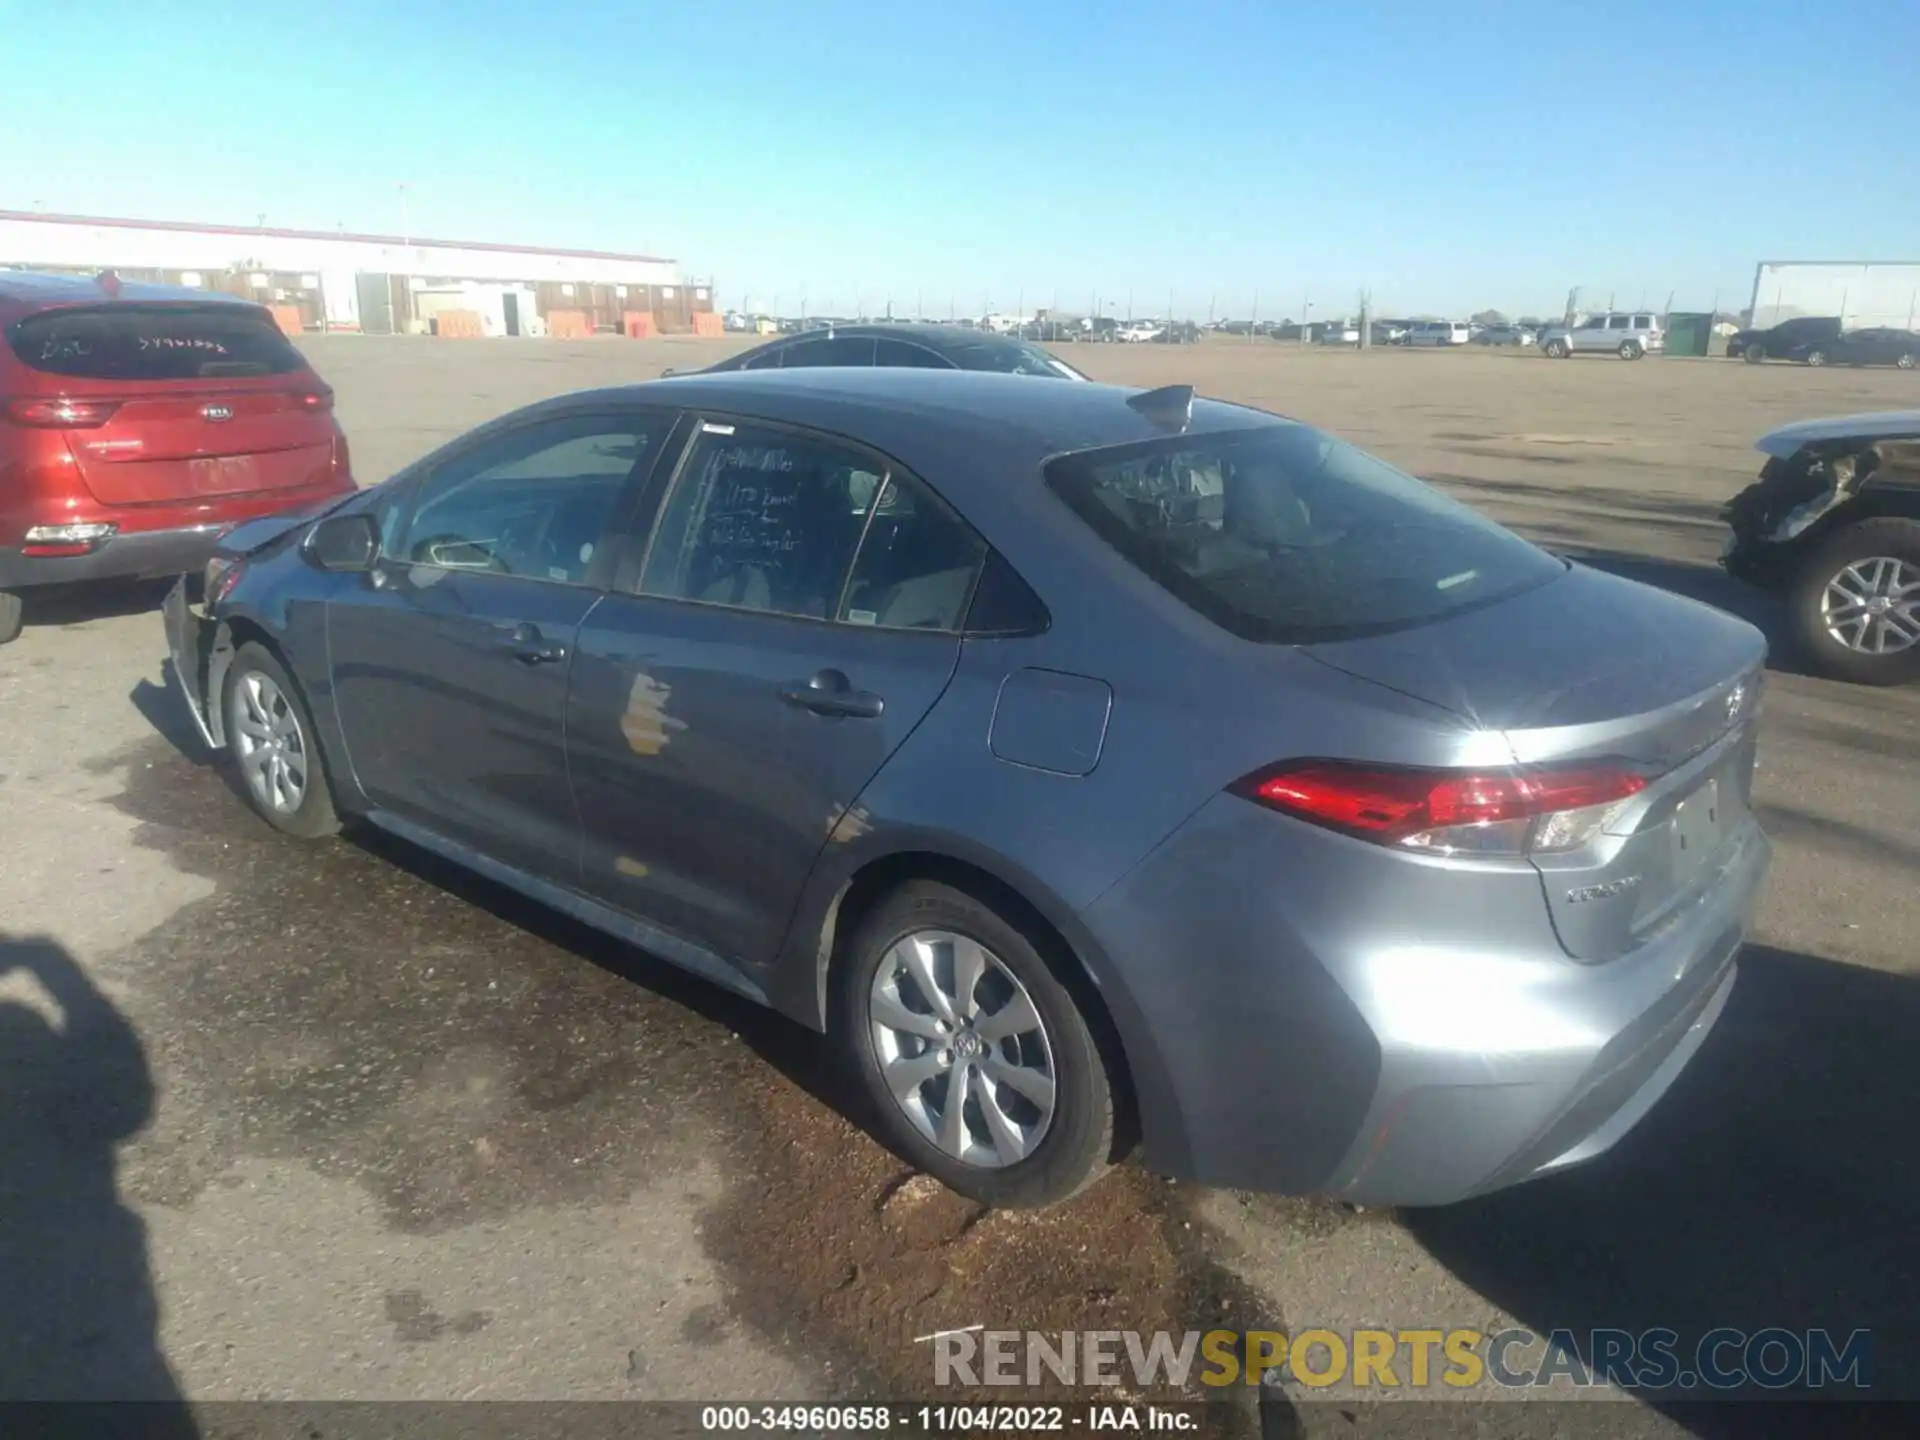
[
  {"left": 0, "top": 210, "right": 712, "bottom": 338},
  {"left": 1749, "top": 261, "right": 1920, "bottom": 331}
]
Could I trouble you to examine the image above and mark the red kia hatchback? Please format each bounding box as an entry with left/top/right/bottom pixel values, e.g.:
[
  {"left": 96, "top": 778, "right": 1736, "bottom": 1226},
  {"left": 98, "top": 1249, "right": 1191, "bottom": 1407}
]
[{"left": 0, "top": 271, "right": 355, "bottom": 642}]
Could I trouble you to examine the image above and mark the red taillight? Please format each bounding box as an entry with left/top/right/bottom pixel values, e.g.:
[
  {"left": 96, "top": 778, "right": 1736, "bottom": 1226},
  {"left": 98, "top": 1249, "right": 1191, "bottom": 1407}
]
[
  {"left": 1233, "top": 760, "right": 1647, "bottom": 853},
  {"left": 295, "top": 386, "right": 335, "bottom": 412},
  {"left": 4, "top": 397, "right": 122, "bottom": 428}
]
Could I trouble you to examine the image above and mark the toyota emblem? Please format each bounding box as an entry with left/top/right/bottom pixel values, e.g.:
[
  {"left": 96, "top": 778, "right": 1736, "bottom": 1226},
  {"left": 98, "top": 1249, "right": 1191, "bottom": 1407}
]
[{"left": 201, "top": 403, "right": 234, "bottom": 422}]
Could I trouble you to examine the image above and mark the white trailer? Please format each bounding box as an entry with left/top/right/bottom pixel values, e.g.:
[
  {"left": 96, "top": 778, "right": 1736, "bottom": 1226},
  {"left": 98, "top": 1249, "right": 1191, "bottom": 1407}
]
[{"left": 1749, "top": 261, "right": 1920, "bottom": 331}]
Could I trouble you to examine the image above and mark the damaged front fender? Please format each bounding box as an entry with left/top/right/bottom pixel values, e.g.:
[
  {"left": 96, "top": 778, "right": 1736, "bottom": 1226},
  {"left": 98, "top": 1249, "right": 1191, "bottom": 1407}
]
[
  {"left": 1722, "top": 416, "right": 1920, "bottom": 584},
  {"left": 163, "top": 578, "right": 235, "bottom": 750}
]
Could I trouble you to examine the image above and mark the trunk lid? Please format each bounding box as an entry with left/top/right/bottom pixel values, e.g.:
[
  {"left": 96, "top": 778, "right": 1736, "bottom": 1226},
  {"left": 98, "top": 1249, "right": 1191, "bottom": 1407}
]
[
  {"left": 63, "top": 382, "right": 336, "bottom": 505},
  {"left": 1306, "top": 563, "right": 1768, "bottom": 961}
]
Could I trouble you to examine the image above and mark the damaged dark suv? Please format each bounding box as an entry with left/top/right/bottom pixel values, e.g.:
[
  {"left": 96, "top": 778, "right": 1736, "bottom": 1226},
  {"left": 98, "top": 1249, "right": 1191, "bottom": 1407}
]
[{"left": 1722, "top": 410, "right": 1920, "bottom": 683}]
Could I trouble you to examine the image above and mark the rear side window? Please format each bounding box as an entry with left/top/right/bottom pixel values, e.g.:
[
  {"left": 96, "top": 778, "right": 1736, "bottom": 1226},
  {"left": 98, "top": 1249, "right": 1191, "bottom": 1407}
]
[
  {"left": 637, "top": 423, "right": 883, "bottom": 619},
  {"left": 838, "top": 472, "right": 986, "bottom": 630},
  {"left": 7, "top": 304, "right": 306, "bottom": 380},
  {"left": 1045, "top": 425, "right": 1564, "bottom": 644}
]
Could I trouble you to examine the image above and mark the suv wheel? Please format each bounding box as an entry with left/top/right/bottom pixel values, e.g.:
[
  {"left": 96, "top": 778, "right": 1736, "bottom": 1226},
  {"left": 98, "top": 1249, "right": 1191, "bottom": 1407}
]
[
  {"left": 0, "top": 591, "right": 21, "bottom": 645},
  {"left": 1898, "top": 352, "right": 1916, "bottom": 370},
  {"left": 1744, "top": 343, "right": 1766, "bottom": 364},
  {"left": 838, "top": 880, "right": 1116, "bottom": 1208},
  {"left": 1790, "top": 519, "right": 1920, "bottom": 685},
  {"left": 222, "top": 642, "right": 342, "bottom": 838},
  {"left": 1544, "top": 339, "right": 1568, "bottom": 359},
  {"left": 1618, "top": 340, "right": 1644, "bottom": 360},
  {"left": 1805, "top": 348, "right": 1828, "bottom": 367}
]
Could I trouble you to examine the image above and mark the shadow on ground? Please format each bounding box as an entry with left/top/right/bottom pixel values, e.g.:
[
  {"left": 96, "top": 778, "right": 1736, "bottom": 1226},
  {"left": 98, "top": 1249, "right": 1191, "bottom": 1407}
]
[
  {"left": 0, "top": 935, "right": 198, "bottom": 1433},
  {"left": 1405, "top": 944, "right": 1920, "bottom": 1433},
  {"left": 18, "top": 579, "right": 175, "bottom": 634}
]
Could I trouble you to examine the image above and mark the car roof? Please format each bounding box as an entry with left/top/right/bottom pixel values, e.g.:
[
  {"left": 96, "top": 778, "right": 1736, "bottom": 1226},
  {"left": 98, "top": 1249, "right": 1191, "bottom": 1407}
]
[
  {"left": 550, "top": 368, "right": 1289, "bottom": 474},
  {"left": 0, "top": 269, "right": 261, "bottom": 317},
  {"left": 771, "top": 321, "right": 1039, "bottom": 345}
]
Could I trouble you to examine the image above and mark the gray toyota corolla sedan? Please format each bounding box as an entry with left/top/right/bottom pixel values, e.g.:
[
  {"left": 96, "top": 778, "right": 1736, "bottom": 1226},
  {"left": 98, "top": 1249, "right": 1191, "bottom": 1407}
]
[{"left": 164, "top": 369, "right": 1771, "bottom": 1208}]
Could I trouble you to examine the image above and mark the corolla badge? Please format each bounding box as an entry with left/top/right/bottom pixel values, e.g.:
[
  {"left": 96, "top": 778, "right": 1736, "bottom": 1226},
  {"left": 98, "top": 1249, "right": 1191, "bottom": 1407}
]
[{"left": 201, "top": 403, "right": 234, "bottom": 422}]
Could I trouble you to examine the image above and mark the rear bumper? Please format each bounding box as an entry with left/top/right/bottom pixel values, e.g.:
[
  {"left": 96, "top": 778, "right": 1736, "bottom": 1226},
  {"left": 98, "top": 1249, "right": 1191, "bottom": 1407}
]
[
  {"left": 0, "top": 524, "right": 229, "bottom": 589},
  {"left": 1079, "top": 794, "right": 1771, "bottom": 1207}
]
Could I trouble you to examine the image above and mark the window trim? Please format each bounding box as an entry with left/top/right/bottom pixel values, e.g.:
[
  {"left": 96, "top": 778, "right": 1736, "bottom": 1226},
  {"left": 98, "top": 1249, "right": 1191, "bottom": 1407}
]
[
  {"left": 619, "top": 410, "right": 991, "bottom": 634},
  {"left": 380, "top": 404, "right": 679, "bottom": 593}
]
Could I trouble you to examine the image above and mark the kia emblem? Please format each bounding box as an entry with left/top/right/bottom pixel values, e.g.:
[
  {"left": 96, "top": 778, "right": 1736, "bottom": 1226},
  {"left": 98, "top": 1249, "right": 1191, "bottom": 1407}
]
[{"left": 201, "top": 403, "right": 234, "bottom": 422}]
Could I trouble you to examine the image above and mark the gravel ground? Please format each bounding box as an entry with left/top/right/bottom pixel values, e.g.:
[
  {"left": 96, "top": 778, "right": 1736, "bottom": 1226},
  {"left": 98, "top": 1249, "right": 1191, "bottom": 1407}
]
[{"left": 1, "top": 336, "right": 1914, "bottom": 1436}]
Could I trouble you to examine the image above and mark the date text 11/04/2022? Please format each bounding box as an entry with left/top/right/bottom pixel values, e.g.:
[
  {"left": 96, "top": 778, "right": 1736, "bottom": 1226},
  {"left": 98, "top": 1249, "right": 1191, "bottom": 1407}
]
[{"left": 700, "top": 1406, "right": 1194, "bottom": 1432}]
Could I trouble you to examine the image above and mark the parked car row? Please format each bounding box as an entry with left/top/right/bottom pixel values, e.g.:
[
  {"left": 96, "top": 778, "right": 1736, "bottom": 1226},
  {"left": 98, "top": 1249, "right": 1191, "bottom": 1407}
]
[{"left": 1729, "top": 316, "right": 1919, "bottom": 370}]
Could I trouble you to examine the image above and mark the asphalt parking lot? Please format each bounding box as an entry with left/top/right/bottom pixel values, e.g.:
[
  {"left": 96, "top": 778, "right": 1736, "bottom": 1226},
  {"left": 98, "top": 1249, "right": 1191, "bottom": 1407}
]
[{"left": 2, "top": 337, "right": 1916, "bottom": 1432}]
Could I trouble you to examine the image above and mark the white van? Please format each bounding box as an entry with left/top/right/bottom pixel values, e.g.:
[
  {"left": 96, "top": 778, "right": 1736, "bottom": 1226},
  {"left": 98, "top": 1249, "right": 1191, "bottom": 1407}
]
[{"left": 1405, "top": 320, "right": 1472, "bottom": 347}]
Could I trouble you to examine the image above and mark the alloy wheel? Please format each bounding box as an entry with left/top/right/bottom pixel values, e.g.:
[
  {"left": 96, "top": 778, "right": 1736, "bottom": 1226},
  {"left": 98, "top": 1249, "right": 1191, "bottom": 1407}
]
[
  {"left": 868, "top": 929, "right": 1057, "bottom": 1168},
  {"left": 1899, "top": 353, "right": 1916, "bottom": 370},
  {"left": 231, "top": 671, "right": 310, "bottom": 814},
  {"left": 1822, "top": 556, "right": 1920, "bottom": 655}
]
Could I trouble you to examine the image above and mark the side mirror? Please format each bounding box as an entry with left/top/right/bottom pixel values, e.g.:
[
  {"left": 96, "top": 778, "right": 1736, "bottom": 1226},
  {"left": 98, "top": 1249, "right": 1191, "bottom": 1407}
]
[{"left": 305, "top": 512, "right": 380, "bottom": 572}]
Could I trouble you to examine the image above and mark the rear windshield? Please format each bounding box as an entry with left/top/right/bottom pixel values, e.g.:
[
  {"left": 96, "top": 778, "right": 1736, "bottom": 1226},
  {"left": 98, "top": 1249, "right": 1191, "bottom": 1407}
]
[
  {"left": 945, "top": 337, "right": 1085, "bottom": 380},
  {"left": 7, "top": 304, "right": 306, "bottom": 381},
  {"left": 1045, "top": 424, "right": 1564, "bottom": 643}
]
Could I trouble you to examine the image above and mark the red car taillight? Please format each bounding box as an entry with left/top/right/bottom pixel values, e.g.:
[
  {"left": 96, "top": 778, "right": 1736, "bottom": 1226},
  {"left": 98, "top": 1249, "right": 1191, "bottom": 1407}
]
[
  {"left": 4, "top": 397, "right": 122, "bottom": 428},
  {"left": 296, "top": 385, "right": 335, "bottom": 412},
  {"left": 1231, "top": 760, "right": 1647, "bottom": 858}
]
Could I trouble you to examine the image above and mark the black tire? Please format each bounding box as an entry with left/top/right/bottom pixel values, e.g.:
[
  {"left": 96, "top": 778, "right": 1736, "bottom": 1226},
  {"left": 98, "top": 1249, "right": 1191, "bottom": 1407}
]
[
  {"left": 1805, "top": 348, "right": 1827, "bottom": 367},
  {"left": 837, "top": 880, "right": 1116, "bottom": 1208},
  {"left": 221, "top": 641, "right": 342, "bottom": 837},
  {"left": 1898, "top": 352, "right": 1916, "bottom": 370},
  {"left": 1788, "top": 519, "right": 1920, "bottom": 686},
  {"left": 0, "top": 590, "right": 21, "bottom": 645},
  {"left": 1545, "top": 339, "right": 1568, "bottom": 359},
  {"left": 1744, "top": 343, "right": 1766, "bottom": 364},
  {"left": 1619, "top": 340, "right": 1643, "bottom": 360}
]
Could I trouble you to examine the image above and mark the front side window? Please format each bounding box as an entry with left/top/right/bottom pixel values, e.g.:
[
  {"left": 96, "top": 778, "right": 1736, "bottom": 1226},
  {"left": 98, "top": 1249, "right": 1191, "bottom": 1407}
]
[
  {"left": 637, "top": 423, "right": 883, "bottom": 618},
  {"left": 1579, "top": 316, "right": 1606, "bottom": 330},
  {"left": 1605, "top": 315, "right": 1629, "bottom": 330},
  {"left": 8, "top": 303, "right": 306, "bottom": 379},
  {"left": 392, "top": 414, "right": 660, "bottom": 585},
  {"left": 1045, "top": 424, "right": 1563, "bottom": 644}
]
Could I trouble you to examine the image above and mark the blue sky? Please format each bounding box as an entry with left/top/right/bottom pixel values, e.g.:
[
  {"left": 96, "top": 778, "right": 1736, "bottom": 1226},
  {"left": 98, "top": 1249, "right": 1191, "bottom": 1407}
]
[{"left": 5, "top": 0, "right": 1917, "bottom": 318}]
